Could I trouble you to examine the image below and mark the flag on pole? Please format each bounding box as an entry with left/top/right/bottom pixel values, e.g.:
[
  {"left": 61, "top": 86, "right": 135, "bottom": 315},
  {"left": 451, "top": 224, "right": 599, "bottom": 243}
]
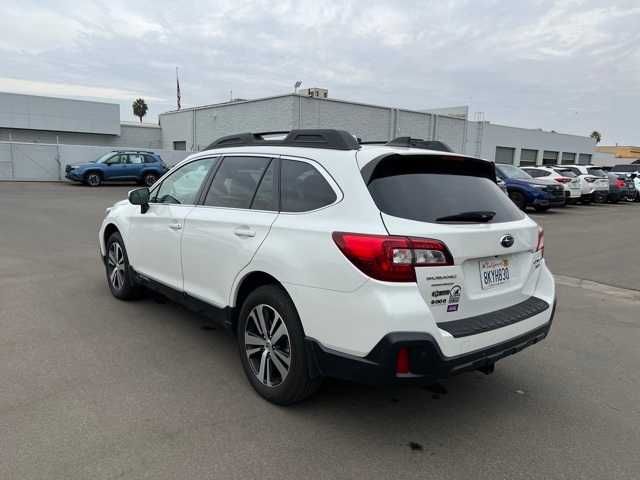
[{"left": 176, "top": 67, "right": 181, "bottom": 110}]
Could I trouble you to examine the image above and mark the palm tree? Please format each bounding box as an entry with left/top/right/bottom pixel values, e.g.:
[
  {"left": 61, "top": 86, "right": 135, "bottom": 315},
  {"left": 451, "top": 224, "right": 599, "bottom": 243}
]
[
  {"left": 590, "top": 131, "right": 602, "bottom": 143},
  {"left": 132, "top": 98, "right": 149, "bottom": 123}
]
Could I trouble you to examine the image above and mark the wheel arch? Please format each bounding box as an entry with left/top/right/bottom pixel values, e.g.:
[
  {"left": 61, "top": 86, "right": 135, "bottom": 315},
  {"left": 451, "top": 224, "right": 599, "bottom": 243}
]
[
  {"left": 140, "top": 168, "right": 159, "bottom": 177},
  {"left": 102, "top": 223, "right": 121, "bottom": 253},
  {"left": 84, "top": 168, "right": 103, "bottom": 179},
  {"left": 229, "top": 271, "right": 294, "bottom": 334}
]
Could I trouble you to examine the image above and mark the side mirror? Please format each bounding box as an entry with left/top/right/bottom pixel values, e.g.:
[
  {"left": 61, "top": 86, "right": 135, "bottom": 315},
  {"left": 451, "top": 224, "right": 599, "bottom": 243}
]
[
  {"left": 631, "top": 173, "right": 638, "bottom": 179},
  {"left": 128, "top": 187, "right": 150, "bottom": 213}
]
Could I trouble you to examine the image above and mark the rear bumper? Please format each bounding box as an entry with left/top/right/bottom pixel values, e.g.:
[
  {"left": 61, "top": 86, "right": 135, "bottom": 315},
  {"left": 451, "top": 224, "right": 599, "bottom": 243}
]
[
  {"left": 306, "top": 299, "right": 556, "bottom": 385},
  {"left": 533, "top": 197, "right": 564, "bottom": 207}
]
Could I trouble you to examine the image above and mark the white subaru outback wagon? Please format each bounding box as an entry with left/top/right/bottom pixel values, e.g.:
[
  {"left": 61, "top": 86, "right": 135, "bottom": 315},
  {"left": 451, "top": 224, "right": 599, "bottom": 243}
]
[{"left": 99, "top": 129, "right": 556, "bottom": 405}]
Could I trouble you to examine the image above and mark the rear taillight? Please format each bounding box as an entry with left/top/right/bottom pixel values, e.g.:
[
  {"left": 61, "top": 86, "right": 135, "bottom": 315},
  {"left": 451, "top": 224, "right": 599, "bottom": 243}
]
[
  {"left": 536, "top": 226, "right": 544, "bottom": 257},
  {"left": 332, "top": 232, "right": 453, "bottom": 282},
  {"left": 615, "top": 179, "right": 625, "bottom": 188},
  {"left": 555, "top": 177, "right": 571, "bottom": 183}
]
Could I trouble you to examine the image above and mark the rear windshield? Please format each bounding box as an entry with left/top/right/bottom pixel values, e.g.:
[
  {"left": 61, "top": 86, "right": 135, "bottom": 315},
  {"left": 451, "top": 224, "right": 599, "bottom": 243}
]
[
  {"left": 496, "top": 164, "right": 532, "bottom": 180},
  {"left": 587, "top": 168, "right": 606, "bottom": 177},
  {"left": 364, "top": 156, "right": 524, "bottom": 224},
  {"left": 613, "top": 165, "right": 637, "bottom": 172},
  {"left": 555, "top": 168, "right": 577, "bottom": 176}
]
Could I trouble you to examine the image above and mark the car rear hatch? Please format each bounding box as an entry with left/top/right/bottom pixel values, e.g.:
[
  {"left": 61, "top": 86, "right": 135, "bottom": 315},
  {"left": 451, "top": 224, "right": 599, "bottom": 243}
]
[{"left": 358, "top": 152, "right": 543, "bottom": 327}]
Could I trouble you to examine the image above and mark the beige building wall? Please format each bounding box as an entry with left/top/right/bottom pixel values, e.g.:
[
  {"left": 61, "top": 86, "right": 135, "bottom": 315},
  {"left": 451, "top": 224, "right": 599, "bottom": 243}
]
[{"left": 596, "top": 146, "right": 640, "bottom": 158}]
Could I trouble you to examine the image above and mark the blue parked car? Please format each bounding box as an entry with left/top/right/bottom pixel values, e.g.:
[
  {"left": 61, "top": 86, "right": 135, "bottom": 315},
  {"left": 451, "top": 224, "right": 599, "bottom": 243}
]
[
  {"left": 65, "top": 150, "right": 167, "bottom": 187},
  {"left": 495, "top": 164, "right": 565, "bottom": 212}
]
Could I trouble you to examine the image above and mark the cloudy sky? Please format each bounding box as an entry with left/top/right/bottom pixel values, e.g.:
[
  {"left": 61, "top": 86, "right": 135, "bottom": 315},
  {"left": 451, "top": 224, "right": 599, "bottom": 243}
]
[{"left": 2, "top": 0, "right": 639, "bottom": 144}]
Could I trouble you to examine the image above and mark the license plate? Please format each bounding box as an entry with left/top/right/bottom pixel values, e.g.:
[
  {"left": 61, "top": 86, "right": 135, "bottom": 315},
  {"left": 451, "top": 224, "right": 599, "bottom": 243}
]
[{"left": 479, "top": 257, "right": 511, "bottom": 289}]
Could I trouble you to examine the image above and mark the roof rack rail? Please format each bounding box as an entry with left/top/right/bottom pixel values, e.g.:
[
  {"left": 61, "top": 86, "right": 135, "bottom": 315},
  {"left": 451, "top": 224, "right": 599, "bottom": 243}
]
[
  {"left": 112, "top": 149, "right": 155, "bottom": 154},
  {"left": 205, "top": 129, "right": 360, "bottom": 151},
  {"left": 386, "top": 137, "right": 454, "bottom": 152}
]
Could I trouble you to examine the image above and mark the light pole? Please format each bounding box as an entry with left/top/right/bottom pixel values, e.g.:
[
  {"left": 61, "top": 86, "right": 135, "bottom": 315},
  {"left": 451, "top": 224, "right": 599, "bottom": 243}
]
[{"left": 294, "top": 80, "right": 302, "bottom": 94}]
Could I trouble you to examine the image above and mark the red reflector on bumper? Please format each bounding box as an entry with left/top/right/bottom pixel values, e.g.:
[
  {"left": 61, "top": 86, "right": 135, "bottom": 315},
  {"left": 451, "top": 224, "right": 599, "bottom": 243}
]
[{"left": 396, "top": 347, "right": 410, "bottom": 374}]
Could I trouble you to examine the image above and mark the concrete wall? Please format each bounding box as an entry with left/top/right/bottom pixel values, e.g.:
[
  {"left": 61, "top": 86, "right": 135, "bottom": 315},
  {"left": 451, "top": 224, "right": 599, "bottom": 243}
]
[
  {"left": 466, "top": 122, "right": 595, "bottom": 165},
  {"left": 0, "top": 123, "right": 162, "bottom": 149},
  {"left": 0, "top": 141, "right": 190, "bottom": 181},
  {"left": 436, "top": 115, "right": 467, "bottom": 154},
  {"left": 297, "top": 96, "right": 393, "bottom": 140},
  {"left": 119, "top": 124, "right": 162, "bottom": 148},
  {"left": 160, "top": 96, "right": 295, "bottom": 151},
  {"left": 0, "top": 92, "right": 120, "bottom": 135}
]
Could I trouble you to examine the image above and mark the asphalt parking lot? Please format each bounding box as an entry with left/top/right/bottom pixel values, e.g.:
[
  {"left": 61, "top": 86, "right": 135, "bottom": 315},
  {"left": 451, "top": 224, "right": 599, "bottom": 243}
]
[{"left": 1, "top": 182, "right": 639, "bottom": 480}]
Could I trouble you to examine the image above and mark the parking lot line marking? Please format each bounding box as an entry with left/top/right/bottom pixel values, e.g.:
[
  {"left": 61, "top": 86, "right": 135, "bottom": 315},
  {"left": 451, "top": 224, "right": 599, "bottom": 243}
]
[{"left": 555, "top": 274, "right": 640, "bottom": 303}]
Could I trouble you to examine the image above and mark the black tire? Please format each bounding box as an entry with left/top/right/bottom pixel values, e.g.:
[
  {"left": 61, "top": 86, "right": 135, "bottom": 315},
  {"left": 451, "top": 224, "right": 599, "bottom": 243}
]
[
  {"left": 85, "top": 172, "right": 102, "bottom": 187},
  {"left": 142, "top": 172, "right": 158, "bottom": 187},
  {"left": 237, "top": 285, "right": 322, "bottom": 405},
  {"left": 105, "top": 232, "right": 142, "bottom": 300},
  {"left": 635, "top": 192, "right": 640, "bottom": 203},
  {"left": 509, "top": 191, "right": 526, "bottom": 210},
  {"left": 534, "top": 205, "right": 550, "bottom": 212}
]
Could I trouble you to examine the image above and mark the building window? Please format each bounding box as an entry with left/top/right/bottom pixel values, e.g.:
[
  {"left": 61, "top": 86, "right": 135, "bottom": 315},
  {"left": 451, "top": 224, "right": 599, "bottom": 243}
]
[
  {"left": 495, "top": 146, "right": 516, "bottom": 164},
  {"left": 562, "top": 152, "right": 576, "bottom": 164},
  {"left": 542, "top": 150, "right": 559, "bottom": 166},
  {"left": 578, "top": 153, "right": 592, "bottom": 165},
  {"left": 520, "top": 149, "right": 538, "bottom": 166},
  {"left": 173, "top": 141, "right": 187, "bottom": 151}
]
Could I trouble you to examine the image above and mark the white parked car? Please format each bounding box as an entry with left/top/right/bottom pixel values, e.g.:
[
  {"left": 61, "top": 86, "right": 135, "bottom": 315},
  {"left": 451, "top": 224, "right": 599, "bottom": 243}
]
[
  {"left": 521, "top": 166, "right": 581, "bottom": 203},
  {"left": 98, "top": 130, "right": 556, "bottom": 404},
  {"left": 552, "top": 165, "right": 609, "bottom": 203}
]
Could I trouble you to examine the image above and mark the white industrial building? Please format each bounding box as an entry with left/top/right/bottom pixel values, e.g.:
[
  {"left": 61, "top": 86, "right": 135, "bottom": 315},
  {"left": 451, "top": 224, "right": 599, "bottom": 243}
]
[
  {"left": 159, "top": 92, "right": 596, "bottom": 166},
  {"left": 0, "top": 89, "right": 596, "bottom": 181},
  {"left": 0, "top": 91, "right": 162, "bottom": 148}
]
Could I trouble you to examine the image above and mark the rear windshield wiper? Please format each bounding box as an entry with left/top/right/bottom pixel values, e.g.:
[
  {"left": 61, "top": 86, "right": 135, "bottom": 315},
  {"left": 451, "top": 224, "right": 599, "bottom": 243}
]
[{"left": 436, "top": 211, "right": 496, "bottom": 223}]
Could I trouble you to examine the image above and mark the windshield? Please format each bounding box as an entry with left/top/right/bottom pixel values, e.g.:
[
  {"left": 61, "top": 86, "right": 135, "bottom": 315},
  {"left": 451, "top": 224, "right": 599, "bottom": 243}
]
[
  {"left": 557, "top": 170, "right": 577, "bottom": 178},
  {"left": 496, "top": 164, "right": 532, "bottom": 180},
  {"left": 94, "top": 152, "right": 115, "bottom": 163}
]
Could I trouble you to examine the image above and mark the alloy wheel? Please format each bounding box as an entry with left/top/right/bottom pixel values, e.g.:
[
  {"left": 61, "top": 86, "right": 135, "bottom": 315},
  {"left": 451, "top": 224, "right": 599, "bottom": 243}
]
[
  {"left": 144, "top": 174, "right": 157, "bottom": 186},
  {"left": 88, "top": 174, "right": 100, "bottom": 186},
  {"left": 244, "top": 304, "right": 291, "bottom": 387},
  {"left": 107, "top": 241, "right": 126, "bottom": 290}
]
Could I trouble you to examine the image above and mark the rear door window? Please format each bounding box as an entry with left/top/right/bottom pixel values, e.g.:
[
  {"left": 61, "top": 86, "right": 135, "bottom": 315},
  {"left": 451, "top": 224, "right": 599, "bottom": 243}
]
[
  {"left": 365, "top": 155, "right": 523, "bottom": 223},
  {"left": 128, "top": 154, "right": 144, "bottom": 164},
  {"left": 204, "top": 156, "right": 271, "bottom": 209},
  {"left": 251, "top": 160, "right": 278, "bottom": 211},
  {"left": 280, "top": 159, "right": 336, "bottom": 212}
]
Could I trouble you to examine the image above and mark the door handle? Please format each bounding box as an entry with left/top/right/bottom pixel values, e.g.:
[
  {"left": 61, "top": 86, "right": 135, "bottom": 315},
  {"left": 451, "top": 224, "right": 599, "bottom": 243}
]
[
  {"left": 234, "top": 226, "right": 256, "bottom": 238},
  {"left": 168, "top": 222, "right": 183, "bottom": 231}
]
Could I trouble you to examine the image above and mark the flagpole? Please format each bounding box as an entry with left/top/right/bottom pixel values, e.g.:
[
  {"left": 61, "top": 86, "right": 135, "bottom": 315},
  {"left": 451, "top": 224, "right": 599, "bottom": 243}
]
[{"left": 176, "top": 67, "right": 181, "bottom": 111}]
